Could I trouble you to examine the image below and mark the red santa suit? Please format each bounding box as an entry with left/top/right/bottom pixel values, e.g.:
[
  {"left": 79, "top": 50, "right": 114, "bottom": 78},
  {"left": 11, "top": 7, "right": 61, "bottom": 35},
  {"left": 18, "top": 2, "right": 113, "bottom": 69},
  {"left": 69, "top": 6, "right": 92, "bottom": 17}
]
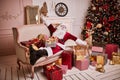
[
  {"left": 46, "top": 23, "right": 87, "bottom": 55},
  {"left": 29, "top": 17, "right": 87, "bottom": 65},
  {"left": 41, "top": 16, "right": 87, "bottom": 46}
]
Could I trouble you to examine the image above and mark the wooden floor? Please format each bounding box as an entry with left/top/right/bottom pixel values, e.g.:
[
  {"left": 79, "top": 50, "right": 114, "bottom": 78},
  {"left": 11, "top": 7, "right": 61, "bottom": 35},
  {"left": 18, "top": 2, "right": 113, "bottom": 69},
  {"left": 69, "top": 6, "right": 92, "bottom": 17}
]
[{"left": 0, "top": 55, "right": 120, "bottom": 80}]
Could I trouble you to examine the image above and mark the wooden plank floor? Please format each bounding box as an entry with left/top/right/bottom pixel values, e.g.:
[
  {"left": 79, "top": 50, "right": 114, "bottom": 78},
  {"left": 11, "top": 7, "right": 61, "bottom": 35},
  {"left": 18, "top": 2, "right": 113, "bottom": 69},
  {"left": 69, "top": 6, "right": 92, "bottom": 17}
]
[{"left": 0, "top": 55, "right": 120, "bottom": 80}]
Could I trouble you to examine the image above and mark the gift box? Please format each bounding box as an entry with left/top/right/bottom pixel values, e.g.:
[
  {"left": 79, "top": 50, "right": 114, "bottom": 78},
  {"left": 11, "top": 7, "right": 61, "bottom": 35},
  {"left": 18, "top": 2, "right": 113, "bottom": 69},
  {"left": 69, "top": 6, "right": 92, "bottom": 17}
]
[
  {"left": 45, "top": 40, "right": 56, "bottom": 47},
  {"left": 59, "top": 65, "right": 68, "bottom": 74},
  {"left": 75, "top": 58, "right": 89, "bottom": 70},
  {"left": 112, "top": 52, "right": 120, "bottom": 64},
  {"left": 112, "top": 55, "right": 120, "bottom": 64},
  {"left": 90, "top": 53, "right": 107, "bottom": 65},
  {"left": 45, "top": 37, "right": 57, "bottom": 47},
  {"left": 75, "top": 49, "right": 86, "bottom": 56},
  {"left": 75, "top": 55, "right": 85, "bottom": 60},
  {"left": 61, "top": 50, "right": 73, "bottom": 69},
  {"left": 105, "top": 44, "right": 118, "bottom": 59},
  {"left": 43, "top": 65, "right": 63, "bottom": 80},
  {"left": 97, "top": 55, "right": 105, "bottom": 65},
  {"left": 92, "top": 46, "right": 103, "bottom": 53},
  {"left": 74, "top": 45, "right": 87, "bottom": 56},
  {"left": 91, "top": 61, "right": 97, "bottom": 66},
  {"left": 90, "top": 55, "right": 97, "bottom": 66}
]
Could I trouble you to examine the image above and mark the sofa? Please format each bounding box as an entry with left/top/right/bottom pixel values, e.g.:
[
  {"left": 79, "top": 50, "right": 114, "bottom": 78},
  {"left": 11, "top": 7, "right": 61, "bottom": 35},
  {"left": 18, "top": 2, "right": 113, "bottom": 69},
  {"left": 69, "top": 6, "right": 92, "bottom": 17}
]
[{"left": 12, "top": 24, "right": 63, "bottom": 78}]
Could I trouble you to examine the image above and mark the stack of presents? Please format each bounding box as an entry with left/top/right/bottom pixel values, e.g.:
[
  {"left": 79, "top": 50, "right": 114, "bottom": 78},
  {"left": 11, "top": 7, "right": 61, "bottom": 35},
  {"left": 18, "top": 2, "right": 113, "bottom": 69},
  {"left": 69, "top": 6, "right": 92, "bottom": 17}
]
[{"left": 43, "top": 43, "right": 120, "bottom": 80}]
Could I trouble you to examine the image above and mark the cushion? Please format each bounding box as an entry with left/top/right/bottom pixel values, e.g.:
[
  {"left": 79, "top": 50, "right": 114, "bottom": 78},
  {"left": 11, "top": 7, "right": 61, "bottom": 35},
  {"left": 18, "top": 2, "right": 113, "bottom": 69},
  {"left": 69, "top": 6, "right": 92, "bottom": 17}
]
[
  {"left": 20, "top": 38, "right": 39, "bottom": 47},
  {"left": 20, "top": 34, "right": 48, "bottom": 47}
]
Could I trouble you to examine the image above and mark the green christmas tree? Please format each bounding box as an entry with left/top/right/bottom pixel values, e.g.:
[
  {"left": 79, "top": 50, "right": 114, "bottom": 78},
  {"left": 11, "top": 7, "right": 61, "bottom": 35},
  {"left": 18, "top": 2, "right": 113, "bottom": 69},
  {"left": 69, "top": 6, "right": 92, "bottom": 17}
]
[{"left": 82, "top": 0, "right": 120, "bottom": 46}]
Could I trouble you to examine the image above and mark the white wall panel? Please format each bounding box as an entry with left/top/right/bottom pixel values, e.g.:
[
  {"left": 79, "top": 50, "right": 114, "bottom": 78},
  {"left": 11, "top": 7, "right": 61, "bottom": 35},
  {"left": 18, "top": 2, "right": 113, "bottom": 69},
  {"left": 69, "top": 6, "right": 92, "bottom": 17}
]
[{"left": 32, "top": 0, "right": 90, "bottom": 37}]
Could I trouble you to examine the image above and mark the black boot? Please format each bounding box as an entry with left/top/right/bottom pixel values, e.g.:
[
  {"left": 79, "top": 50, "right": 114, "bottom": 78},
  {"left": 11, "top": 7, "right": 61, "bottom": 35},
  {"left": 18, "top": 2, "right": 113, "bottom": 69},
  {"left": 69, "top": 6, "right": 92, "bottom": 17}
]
[
  {"left": 29, "top": 45, "right": 38, "bottom": 65},
  {"left": 29, "top": 45, "right": 48, "bottom": 65}
]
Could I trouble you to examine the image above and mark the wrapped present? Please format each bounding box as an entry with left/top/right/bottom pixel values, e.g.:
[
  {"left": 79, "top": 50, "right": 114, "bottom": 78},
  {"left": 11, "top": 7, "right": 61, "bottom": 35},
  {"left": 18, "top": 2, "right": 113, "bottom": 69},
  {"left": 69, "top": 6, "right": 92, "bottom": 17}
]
[
  {"left": 97, "top": 55, "right": 105, "bottom": 65},
  {"left": 43, "top": 65, "right": 63, "bottom": 80},
  {"left": 91, "top": 61, "right": 97, "bottom": 66},
  {"left": 74, "top": 45, "right": 87, "bottom": 56},
  {"left": 75, "top": 55, "right": 85, "bottom": 60},
  {"left": 59, "top": 65, "right": 68, "bottom": 74},
  {"left": 92, "top": 46, "right": 103, "bottom": 53},
  {"left": 90, "top": 53, "right": 107, "bottom": 65},
  {"left": 105, "top": 44, "right": 118, "bottom": 59},
  {"left": 61, "top": 50, "right": 73, "bottom": 69},
  {"left": 75, "top": 58, "right": 89, "bottom": 70},
  {"left": 55, "top": 58, "right": 62, "bottom": 66},
  {"left": 75, "top": 49, "right": 86, "bottom": 56},
  {"left": 45, "top": 37, "right": 57, "bottom": 47},
  {"left": 111, "top": 52, "right": 120, "bottom": 64}
]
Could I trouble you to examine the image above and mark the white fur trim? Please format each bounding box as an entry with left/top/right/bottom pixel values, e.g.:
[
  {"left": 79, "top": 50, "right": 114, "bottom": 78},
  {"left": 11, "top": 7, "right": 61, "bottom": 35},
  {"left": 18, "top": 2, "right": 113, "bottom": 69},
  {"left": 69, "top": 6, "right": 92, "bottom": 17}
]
[
  {"left": 39, "top": 47, "right": 53, "bottom": 57},
  {"left": 76, "top": 39, "right": 87, "bottom": 45},
  {"left": 57, "top": 43, "right": 65, "bottom": 50},
  {"left": 45, "top": 47, "right": 53, "bottom": 57},
  {"left": 41, "top": 16, "right": 50, "bottom": 26}
]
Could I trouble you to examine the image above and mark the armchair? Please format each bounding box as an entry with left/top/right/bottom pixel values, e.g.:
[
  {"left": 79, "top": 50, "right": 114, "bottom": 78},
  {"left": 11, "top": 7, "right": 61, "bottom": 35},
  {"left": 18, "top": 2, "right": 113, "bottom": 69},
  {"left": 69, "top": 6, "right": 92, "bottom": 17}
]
[{"left": 12, "top": 24, "right": 63, "bottom": 78}]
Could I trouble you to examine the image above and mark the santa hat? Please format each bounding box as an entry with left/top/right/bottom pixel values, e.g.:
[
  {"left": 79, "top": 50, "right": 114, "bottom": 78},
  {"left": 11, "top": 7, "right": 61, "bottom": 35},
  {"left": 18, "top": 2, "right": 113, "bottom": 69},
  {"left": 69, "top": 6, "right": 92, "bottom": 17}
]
[{"left": 57, "top": 23, "right": 67, "bottom": 32}]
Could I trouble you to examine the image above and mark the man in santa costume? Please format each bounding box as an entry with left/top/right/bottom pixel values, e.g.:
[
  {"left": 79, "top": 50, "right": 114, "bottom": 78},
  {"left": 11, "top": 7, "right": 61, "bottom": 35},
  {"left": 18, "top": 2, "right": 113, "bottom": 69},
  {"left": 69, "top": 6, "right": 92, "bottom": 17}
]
[{"left": 29, "top": 17, "right": 87, "bottom": 65}]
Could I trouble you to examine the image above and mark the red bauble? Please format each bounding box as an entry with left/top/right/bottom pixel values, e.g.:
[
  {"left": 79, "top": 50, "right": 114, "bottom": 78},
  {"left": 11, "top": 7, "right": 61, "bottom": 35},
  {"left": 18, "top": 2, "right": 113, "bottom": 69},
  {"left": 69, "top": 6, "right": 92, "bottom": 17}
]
[
  {"left": 86, "top": 33, "right": 89, "bottom": 38},
  {"left": 102, "top": 4, "right": 109, "bottom": 10},
  {"left": 108, "top": 15, "right": 115, "bottom": 21},
  {"left": 86, "top": 21, "right": 92, "bottom": 29},
  {"left": 103, "top": 17, "right": 108, "bottom": 25},
  {"left": 105, "top": 28, "right": 110, "bottom": 32}
]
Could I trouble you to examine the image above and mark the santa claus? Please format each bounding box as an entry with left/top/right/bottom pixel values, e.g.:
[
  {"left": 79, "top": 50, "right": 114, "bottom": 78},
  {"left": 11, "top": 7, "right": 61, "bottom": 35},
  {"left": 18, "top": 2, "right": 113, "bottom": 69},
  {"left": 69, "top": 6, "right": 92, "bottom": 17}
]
[{"left": 29, "top": 16, "right": 87, "bottom": 65}]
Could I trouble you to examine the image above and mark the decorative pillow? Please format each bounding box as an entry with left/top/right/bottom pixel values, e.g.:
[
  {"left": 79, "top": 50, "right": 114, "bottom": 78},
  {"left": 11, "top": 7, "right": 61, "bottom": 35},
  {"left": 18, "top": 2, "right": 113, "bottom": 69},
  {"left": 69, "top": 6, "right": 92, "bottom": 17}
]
[
  {"left": 20, "top": 41, "right": 31, "bottom": 47},
  {"left": 20, "top": 38, "right": 39, "bottom": 47},
  {"left": 20, "top": 34, "right": 48, "bottom": 47}
]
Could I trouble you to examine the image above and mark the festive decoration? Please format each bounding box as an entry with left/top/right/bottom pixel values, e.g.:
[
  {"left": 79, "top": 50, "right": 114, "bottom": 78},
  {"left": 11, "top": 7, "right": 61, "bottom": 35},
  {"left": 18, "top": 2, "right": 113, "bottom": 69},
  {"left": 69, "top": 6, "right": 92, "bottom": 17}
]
[
  {"left": 40, "top": 2, "right": 48, "bottom": 16},
  {"left": 96, "top": 63, "right": 105, "bottom": 73},
  {"left": 45, "top": 36, "right": 57, "bottom": 47},
  {"left": 43, "top": 64, "right": 63, "bottom": 80},
  {"left": 82, "top": 0, "right": 120, "bottom": 46},
  {"left": 55, "top": 58, "right": 62, "bottom": 66},
  {"left": 109, "top": 52, "right": 120, "bottom": 65}
]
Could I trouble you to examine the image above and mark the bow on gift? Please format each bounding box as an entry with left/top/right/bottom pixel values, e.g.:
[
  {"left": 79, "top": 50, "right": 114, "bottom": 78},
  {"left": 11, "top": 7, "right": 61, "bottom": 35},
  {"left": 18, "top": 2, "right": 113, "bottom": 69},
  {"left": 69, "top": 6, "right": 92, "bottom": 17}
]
[
  {"left": 46, "top": 63, "right": 56, "bottom": 70},
  {"left": 109, "top": 52, "right": 120, "bottom": 65}
]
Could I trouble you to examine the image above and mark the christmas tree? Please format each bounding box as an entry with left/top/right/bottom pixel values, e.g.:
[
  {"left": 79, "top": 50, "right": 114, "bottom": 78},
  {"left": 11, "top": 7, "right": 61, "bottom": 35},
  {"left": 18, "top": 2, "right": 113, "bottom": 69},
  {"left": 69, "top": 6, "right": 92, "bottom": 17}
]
[{"left": 82, "top": 0, "right": 120, "bottom": 46}]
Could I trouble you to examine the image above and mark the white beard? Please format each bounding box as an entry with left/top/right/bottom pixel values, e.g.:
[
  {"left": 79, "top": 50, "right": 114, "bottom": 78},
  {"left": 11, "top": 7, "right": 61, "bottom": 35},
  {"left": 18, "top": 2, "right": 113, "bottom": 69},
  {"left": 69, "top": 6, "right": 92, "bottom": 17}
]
[{"left": 53, "top": 29, "right": 66, "bottom": 39}]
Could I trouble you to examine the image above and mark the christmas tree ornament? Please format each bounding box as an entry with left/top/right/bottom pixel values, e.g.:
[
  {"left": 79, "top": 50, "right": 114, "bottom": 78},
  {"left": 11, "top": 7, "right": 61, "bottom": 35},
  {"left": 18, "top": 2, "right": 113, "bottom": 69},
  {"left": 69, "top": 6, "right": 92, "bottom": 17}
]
[
  {"left": 86, "top": 21, "right": 93, "bottom": 29},
  {"left": 102, "top": 4, "right": 109, "bottom": 10},
  {"left": 92, "top": 6, "right": 96, "bottom": 11},
  {"left": 96, "top": 0, "right": 98, "bottom": 2},
  {"left": 99, "top": 7, "right": 103, "bottom": 11},
  {"left": 103, "top": 32, "right": 108, "bottom": 35},
  {"left": 108, "top": 15, "right": 115, "bottom": 22},
  {"left": 96, "top": 23, "right": 102, "bottom": 28}
]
